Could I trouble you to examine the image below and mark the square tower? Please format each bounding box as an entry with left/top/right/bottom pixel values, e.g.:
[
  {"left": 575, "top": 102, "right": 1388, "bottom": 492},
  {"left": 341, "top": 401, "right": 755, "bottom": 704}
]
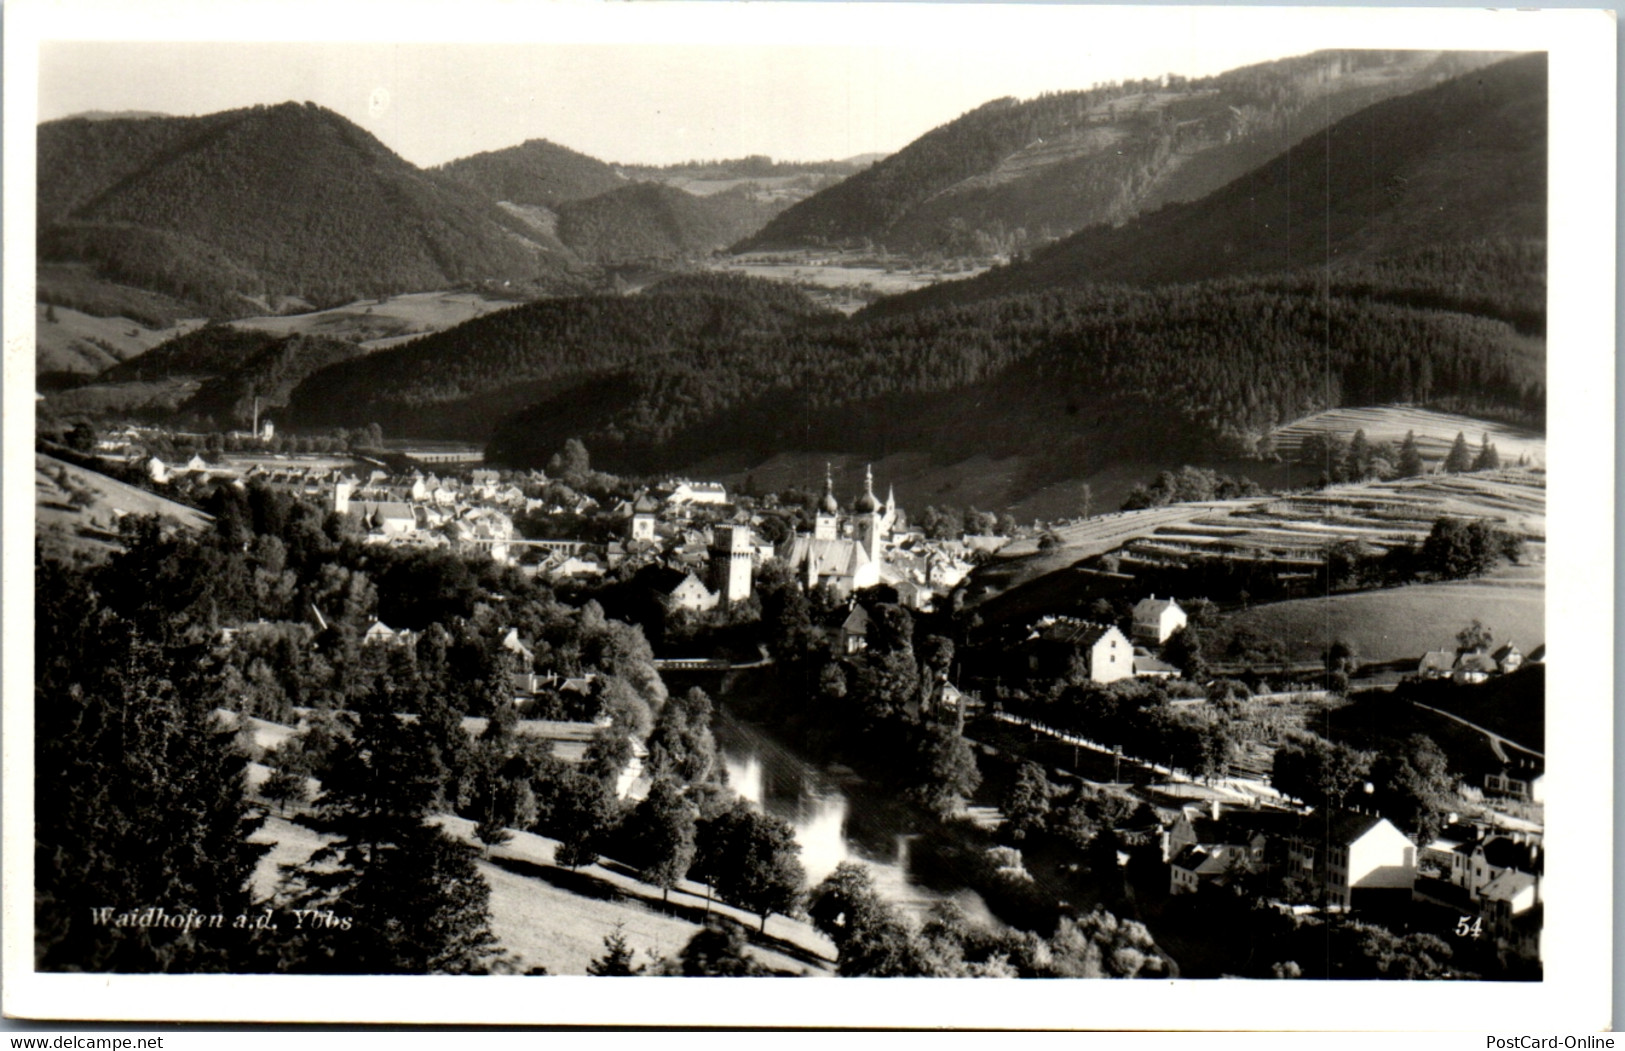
[{"left": 710, "top": 523, "right": 754, "bottom": 605}]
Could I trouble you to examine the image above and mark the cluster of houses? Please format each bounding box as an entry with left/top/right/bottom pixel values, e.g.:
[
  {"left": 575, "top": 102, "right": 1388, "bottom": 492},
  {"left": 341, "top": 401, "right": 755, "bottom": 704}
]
[
  {"left": 1020, "top": 596, "right": 1189, "bottom": 684},
  {"left": 1416, "top": 639, "right": 1544, "bottom": 685},
  {"left": 1157, "top": 793, "right": 1541, "bottom": 968},
  {"left": 608, "top": 466, "right": 981, "bottom": 616}
]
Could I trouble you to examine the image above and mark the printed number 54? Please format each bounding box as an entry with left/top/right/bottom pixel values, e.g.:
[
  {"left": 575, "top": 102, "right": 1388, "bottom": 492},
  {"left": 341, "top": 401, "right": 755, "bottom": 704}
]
[{"left": 1455, "top": 916, "right": 1483, "bottom": 938}]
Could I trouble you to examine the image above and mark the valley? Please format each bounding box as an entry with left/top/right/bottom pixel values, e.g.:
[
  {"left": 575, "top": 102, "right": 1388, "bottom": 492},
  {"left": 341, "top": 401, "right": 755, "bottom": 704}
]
[{"left": 31, "top": 42, "right": 1556, "bottom": 989}]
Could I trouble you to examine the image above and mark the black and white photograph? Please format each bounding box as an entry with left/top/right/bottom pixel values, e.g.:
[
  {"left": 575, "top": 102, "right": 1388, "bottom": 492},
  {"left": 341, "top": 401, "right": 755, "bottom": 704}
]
[{"left": 2, "top": 0, "right": 1614, "bottom": 1030}]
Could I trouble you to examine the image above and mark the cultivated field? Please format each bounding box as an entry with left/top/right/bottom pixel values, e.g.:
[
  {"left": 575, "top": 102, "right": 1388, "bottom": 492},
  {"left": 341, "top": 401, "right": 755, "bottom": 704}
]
[
  {"left": 35, "top": 303, "right": 204, "bottom": 377},
  {"left": 229, "top": 291, "right": 524, "bottom": 349},
  {"left": 966, "top": 468, "right": 1545, "bottom": 629},
  {"left": 1269, "top": 406, "right": 1546, "bottom": 469},
  {"left": 1218, "top": 565, "right": 1544, "bottom": 665}
]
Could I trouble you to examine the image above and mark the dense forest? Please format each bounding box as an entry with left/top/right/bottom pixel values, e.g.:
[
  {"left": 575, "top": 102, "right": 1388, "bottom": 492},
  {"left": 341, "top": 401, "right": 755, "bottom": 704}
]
[
  {"left": 473, "top": 276, "right": 1542, "bottom": 472},
  {"left": 179, "top": 334, "right": 371, "bottom": 432},
  {"left": 434, "top": 137, "right": 629, "bottom": 208},
  {"left": 875, "top": 52, "right": 1546, "bottom": 315},
  {"left": 37, "top": 103, "right": 593, "bottom": 317},
  {"left": 283, "top": 274, "right": 834, "bottom": 437},
  {"left": 736, "top": 50, "right": 1506, "bottom": 255},
  {"left": 554, "top": 183, "right": 787, "bottom": 264}
]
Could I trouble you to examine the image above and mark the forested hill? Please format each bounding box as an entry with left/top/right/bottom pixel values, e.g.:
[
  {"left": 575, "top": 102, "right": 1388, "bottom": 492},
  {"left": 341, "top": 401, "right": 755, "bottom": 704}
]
[
  {"left": 735, "top": 50, "right": 1506, "bottom": 257},
  {"left": 481, "top": 276, "right": 1544, "bottom": 476},
  {"left": 37, "top": 103, "right": 593, "bottom": 319},
  {"left": 555, "top": 183, "right": 787, "bottom": 264},
  {"left": 434, "top": 137, "right": 628, "bottom": 208},
  {"left": 869, "top": 52, "right": 1546, "bottom": 318},
  {"left": 99, "top": 325, "right": 368, "bottom": 431},
  {"left": 180, "top": 334, "right": 369, "bottom": 432},
  {"left": 284, "top": 274, "right": 834, "bottom": 439}
]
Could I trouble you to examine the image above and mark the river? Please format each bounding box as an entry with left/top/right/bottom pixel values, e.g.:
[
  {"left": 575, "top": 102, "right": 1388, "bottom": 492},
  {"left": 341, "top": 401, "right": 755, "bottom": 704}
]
[{"left": 712, "top": 707, "right": 996, "bottom": 925}]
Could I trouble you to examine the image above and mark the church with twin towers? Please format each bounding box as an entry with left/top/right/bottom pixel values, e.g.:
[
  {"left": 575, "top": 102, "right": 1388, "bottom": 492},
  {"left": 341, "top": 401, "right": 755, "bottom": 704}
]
[{"left": 777, "top": 464, "right": 897, "bottom": 599}]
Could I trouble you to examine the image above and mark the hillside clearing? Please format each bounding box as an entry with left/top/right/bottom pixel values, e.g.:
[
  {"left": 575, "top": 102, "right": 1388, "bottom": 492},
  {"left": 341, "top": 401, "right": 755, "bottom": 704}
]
[
  {"left": 35, "top": 453, "right": 212, "bottom": 561},
  {"left": 1218, "top": 567, "right": 1544, "bottom": 665},
  {"left": 35, "top": 303, "right": 204, "bottom": 377},
  {"left": 229, "top": 290, "right": 526, "bottom": 348},
  {"left": 1270, "top": 405, "right": 1545, "bottom": 468}
]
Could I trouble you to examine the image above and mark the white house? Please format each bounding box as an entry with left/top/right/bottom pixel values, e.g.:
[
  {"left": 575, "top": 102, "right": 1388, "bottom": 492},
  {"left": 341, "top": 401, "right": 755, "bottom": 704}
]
[
  {"left": 1311, "top": 812, "right": 1418, "bottom": 911},
  {"left": 661, "top": 572, "right": 720, "bottom": 613},
  {"left": 1132, "top": 596, "right": 1187, "bottom": 646},
  {"left": 1026, "top": 618, "right": 1134, "bottom": 684}
]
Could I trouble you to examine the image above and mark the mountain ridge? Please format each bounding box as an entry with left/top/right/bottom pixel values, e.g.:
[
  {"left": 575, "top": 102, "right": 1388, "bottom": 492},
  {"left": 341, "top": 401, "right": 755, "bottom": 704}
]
[
  {"left": 736, "top": 50, "right": 1512, "bottom": 258},
  {"left": 37, "top": 103, "right": 595, "bottom": 319}
]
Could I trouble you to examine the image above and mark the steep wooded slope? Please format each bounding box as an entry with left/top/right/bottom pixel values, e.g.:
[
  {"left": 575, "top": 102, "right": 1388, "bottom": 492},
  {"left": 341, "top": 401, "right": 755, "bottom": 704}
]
[
  {"left": 283, "top": 274, "right": 833, "bottom": 438},
  {"left": 37, "top": 103, "right": 591, "bottom": 317},
  {"left": 555, "top": 183, "right": 787, "bottom": 264},
  {"left": 737, "top": 50, "right": 1507, "bottom": 256},
  {"left": 871, "top": 52, "right": 1546, "bottom": 316}
]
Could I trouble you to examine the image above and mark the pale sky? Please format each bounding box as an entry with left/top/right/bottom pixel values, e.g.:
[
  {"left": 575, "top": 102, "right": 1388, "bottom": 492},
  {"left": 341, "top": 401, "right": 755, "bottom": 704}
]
[{"left": 26, "top": 3, "right": 1544, "bottom": 168}]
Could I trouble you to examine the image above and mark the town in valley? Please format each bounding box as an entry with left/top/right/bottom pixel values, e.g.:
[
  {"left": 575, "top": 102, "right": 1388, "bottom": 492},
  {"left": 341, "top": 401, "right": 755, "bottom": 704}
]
[{"left": 29, "top": 39, "right": 1551, "bottom": 983}]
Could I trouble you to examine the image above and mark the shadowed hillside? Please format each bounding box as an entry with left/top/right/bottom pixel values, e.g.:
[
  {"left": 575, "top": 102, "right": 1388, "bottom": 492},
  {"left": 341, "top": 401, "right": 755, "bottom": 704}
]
[{"left": 38, "top": 103, "right": 593, "bottom": 318}]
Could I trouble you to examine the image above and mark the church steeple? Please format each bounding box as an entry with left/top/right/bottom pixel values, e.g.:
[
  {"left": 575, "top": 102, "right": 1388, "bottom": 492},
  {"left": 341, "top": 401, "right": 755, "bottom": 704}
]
[
  {"left": 814, "top": 462, "right": 840, "bottom": 540},
  {"left": 854, "top": 464, "right": 879, "bottom": 514},
  {"left": 853, "top": 464, "right": 882, "bottom": 562}
]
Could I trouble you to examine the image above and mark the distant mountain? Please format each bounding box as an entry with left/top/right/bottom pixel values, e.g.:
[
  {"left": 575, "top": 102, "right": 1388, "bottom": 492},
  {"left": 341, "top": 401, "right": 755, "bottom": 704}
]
[
  {"left": 736, "top": 50, "right": 1508, "bottom": 257},
  {"left": 554, "top": 183, "right": 788, "bottom": 264},
  {"left": 37, "top": 103, "right": 592, "bottom": 319},
  {"left": 57, "top": 110, "right": 169, "bottom": 122},
  {"left": 616, "top": 155, "right": 870, "bottom": 182},
  {"left": 867, "top": 52, "right": 1546, "bottom": 317},
  {"left": 435, "top": 137, "right": 628, "bottom": 209}
]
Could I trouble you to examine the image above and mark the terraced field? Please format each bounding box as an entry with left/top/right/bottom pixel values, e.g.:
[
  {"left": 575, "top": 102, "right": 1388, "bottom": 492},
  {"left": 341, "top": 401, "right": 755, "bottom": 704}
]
[{"left": 965, "top": 469, "right": 1545, "bottom": 628}]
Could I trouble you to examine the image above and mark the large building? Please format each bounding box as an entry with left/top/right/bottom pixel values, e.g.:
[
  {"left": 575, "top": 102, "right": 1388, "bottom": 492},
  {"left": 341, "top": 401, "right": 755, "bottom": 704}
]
[
  {"left": 1289, "top": 811, "right": 1417, "bottom": 912},
  {"left": 1024, "top": 617, "right": 1134, "bottom": 684},
  {"left": 779, "top": 465, "right": 891, "bottom": 599}
]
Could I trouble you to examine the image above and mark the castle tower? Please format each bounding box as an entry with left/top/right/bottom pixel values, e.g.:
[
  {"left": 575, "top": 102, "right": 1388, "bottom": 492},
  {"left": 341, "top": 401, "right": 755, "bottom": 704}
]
[
  {"left": 814, "top": 463, "right": 840, "bottom": 541},
  {"left": 852, "top": 465, "right": 883, "bottom": 564},
  {"left": 710, "top": 523, "right": 754, "bottom": 605}
]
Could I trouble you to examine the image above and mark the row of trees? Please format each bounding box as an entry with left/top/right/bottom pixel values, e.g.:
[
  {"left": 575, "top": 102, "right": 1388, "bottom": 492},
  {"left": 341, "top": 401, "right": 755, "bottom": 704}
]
[{"left": 1294, "top": 428, "right": 1509, "bottom": 486}]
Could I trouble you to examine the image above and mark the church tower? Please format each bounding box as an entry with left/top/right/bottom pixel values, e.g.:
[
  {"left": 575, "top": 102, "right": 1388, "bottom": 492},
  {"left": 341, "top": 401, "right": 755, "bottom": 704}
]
[
  {"left": 852, "top": 465, "right": 883, "bottom": 564},
  {"left": 814, "top": 463, "right": 840, "bottom": 541}
]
